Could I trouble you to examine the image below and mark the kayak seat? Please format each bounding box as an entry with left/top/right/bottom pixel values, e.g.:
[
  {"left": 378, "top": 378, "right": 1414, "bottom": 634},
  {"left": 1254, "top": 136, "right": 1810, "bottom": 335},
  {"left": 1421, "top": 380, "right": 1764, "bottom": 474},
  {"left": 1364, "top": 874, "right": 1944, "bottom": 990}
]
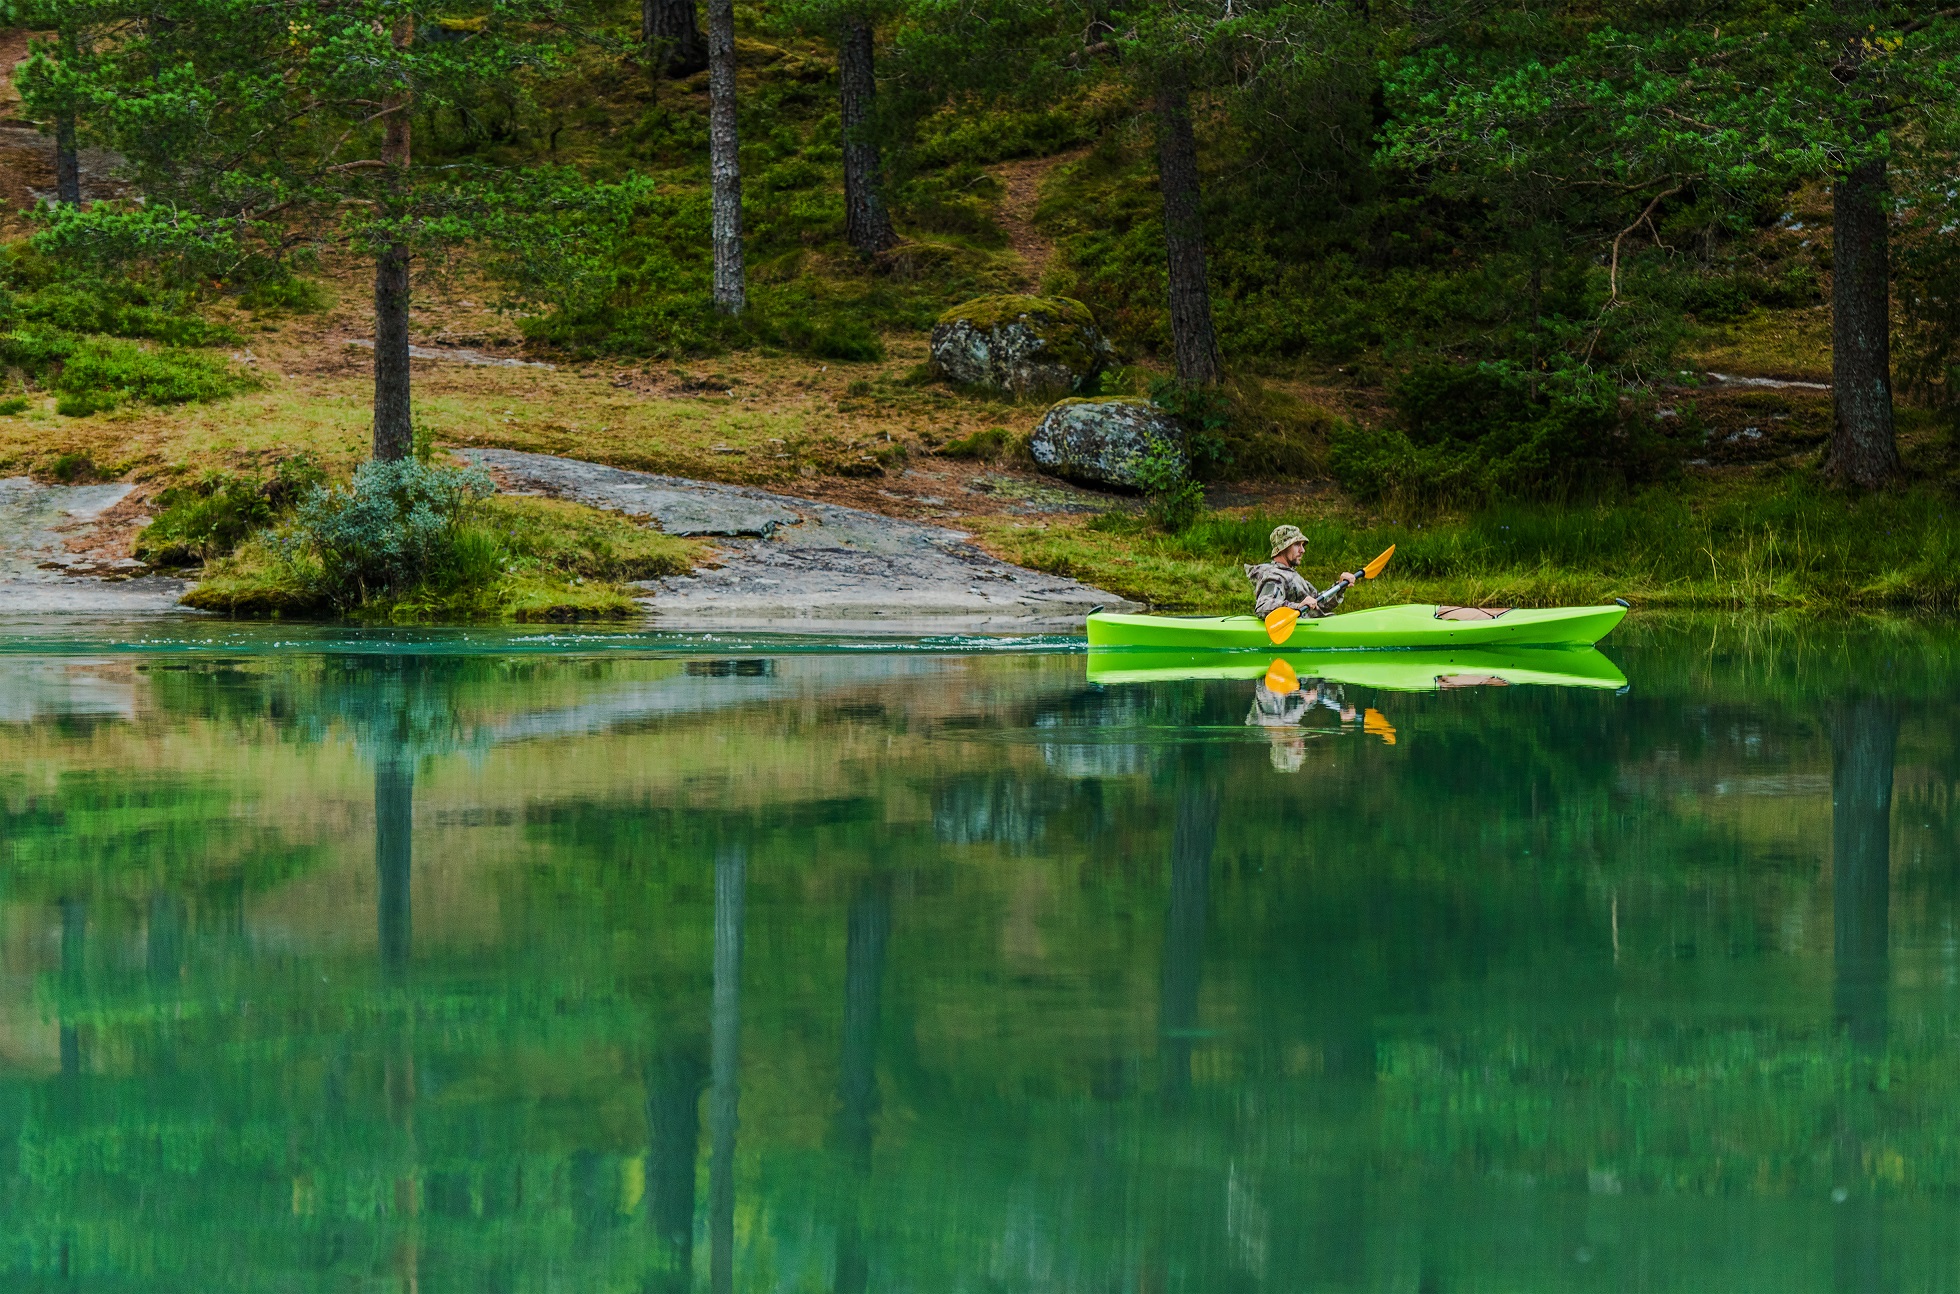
[{"left": 1434, "top": 605, "right": 1512, "bottom": 620}]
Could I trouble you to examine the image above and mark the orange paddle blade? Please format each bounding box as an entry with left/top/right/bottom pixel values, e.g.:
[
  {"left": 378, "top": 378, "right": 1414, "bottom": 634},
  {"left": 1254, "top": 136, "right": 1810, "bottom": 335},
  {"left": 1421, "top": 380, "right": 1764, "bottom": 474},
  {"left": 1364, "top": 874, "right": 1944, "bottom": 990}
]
[
  {"left": 1362, "top": 544, "right": 1396, "bottom": 580},
  {"left": 1364, "top": 707, "right": 1397, "bottom": 745},
  {"left": 1263, "top": 659, "right": 1300, "bottom": 694},
  {"left": 1264, "top": 606, "right": 1300, "bottom": 645}
]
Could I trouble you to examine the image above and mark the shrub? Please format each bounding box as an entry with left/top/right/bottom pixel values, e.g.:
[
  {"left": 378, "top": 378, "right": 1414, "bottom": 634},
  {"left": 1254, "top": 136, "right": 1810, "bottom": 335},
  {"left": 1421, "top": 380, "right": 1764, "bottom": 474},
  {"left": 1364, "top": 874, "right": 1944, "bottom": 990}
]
[
  {"left": 1332, "top": 361, "right": 1676, "bottom": 504},
  {"left": 55, "top": 391, "right": 113, "bottom": 417},
  {"left": 293, "top": 459, "right": 496, "bottom": 608},
  {"left": 1133, "top": 441, "right": 1204, "bottom": 533},
  {"left": 938, "top": 426, "right": 1013, "bottom": 459},
  {"left": 48, "top": 452, "right": 95, "bottom": 482},
  {"left": 136, "top": 458, "right": 324, "bottom": 566},
  {"left": 0, "top": 397, "right": 28, "bottom": 415},
  {"left": 0, "top": 326, "right": 255, "bottom": 410}
]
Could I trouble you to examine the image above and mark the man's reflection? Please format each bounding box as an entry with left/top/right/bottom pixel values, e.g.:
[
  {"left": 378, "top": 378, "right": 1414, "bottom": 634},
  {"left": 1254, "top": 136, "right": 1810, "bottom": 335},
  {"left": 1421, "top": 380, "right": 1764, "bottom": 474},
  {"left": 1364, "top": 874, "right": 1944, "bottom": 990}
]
[{"left": 1246, "top": 660, "right": 1358, "bottom": 772}]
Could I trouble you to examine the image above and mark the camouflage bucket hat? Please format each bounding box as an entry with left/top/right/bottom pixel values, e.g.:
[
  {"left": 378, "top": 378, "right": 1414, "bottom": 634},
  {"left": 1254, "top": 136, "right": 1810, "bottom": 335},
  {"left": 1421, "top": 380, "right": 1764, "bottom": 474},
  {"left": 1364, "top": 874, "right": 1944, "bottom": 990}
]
[{"left": 1268, "top": 524, "right": 1307, "bottom": 558}]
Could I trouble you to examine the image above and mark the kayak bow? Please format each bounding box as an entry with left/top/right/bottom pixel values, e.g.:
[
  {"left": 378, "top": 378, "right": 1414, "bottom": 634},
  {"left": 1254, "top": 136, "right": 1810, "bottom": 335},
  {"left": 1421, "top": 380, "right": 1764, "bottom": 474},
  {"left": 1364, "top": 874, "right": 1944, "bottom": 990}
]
[{"left": 1087, "top": 602, "right": 1626, "bottom": 651}]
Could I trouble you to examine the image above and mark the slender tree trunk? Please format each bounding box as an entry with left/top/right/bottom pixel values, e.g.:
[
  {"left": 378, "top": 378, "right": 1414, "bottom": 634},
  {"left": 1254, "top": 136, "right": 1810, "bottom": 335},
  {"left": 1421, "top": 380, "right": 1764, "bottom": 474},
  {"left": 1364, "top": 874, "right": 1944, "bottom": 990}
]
[
  {"left": 644, "top": 0, "right": 708, "bottom": 79},
  {"left": 706, "top": 0, "right": 746, "bottom": 314},
  {"left": 1154, "top": 66, "right": 1221, "bottom": 385},
  {"left": 838, "top": 16, "right": 895, "bottom": 257},
  {"left": 372, "top": 17, "right": 416, "bottom": 462},
  {"left": 1825, "top": 156, "right": 1899, "bottom": 488},
  {"left": 53, "top": 113, "right": 81, "bottom": 205}
]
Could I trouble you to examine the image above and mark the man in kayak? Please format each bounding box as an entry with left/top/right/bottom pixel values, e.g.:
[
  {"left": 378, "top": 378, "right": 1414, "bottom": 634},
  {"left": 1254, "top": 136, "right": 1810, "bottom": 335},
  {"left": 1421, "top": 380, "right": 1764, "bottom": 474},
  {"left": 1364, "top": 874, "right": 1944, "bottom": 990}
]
[{"left": 1246, "top": 525, "right": 1358, "bottom": 619}]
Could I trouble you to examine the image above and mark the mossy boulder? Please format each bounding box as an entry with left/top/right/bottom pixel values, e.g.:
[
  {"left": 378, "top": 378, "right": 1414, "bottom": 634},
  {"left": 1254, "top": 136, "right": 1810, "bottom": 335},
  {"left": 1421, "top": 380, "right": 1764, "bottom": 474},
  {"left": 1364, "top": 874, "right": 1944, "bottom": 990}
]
[
  {"left": 1030, "top": 397, "right": 1186, "bottom": 491},
  {"left": 930, "top": 295, "right": 1113, "bottom": 397}
]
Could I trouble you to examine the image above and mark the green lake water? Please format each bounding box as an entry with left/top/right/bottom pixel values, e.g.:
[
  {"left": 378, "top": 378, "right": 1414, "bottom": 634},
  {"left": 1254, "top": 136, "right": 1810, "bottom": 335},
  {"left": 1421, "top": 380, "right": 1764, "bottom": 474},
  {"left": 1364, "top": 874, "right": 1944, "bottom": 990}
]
[{"left": 1, "top": 616, "right": 1957, "bottom": 1292}]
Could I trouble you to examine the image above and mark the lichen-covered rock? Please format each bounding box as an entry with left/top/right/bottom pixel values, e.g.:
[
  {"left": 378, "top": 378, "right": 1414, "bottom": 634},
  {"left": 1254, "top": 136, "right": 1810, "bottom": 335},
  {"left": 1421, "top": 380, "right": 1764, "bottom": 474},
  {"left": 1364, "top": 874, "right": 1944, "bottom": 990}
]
[
  {"left": 1030, "top": 397, "right": 1186, "bottom": 491},
  {"left": 929, "top": 295, "right": 1113, "bottom": 397}
]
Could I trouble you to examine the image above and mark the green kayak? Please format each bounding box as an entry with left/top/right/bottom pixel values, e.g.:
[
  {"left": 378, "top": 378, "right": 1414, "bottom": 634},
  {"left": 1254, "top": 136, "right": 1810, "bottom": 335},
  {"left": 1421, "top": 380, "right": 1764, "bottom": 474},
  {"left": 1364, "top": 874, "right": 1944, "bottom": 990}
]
[
  {"left": 1086, "top": 602, "right": 1626, "bottom": 651},
  {"left": 1086, "top": 645, "right": 1627, "bottom": 691}
]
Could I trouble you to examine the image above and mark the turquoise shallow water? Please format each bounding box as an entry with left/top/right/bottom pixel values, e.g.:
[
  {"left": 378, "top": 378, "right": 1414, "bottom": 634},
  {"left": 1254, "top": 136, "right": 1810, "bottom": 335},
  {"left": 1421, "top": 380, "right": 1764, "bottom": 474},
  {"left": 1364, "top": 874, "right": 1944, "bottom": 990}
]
[{"left": 1, "top": 616, "right": 1957, "bottom": 1291}]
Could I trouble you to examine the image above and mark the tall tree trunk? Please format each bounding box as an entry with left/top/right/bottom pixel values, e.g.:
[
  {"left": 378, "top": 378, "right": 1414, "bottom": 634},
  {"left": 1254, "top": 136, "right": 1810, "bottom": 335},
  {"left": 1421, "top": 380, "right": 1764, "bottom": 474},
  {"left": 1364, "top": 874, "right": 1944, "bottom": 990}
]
[
  {"left": 706, "top": 0, "right": 746, "bottom": 314},
  {"left": 1825, "top": 156, "right": 1899, "bottom": 488},
  {"left": 838, "top": 17, "right": 895, "bottom": 257},
  {"left": 644, "top": 0, "right": 708, "bottom": 79},
  {"left": 53, "top": 113, "right": 81, "bottom": 205},
  {"left": 372, "top": 17, "right": 416, "bottom": 462},
  {"left": 1154, "top": 66, "right": 1221, "bottom": 385}
]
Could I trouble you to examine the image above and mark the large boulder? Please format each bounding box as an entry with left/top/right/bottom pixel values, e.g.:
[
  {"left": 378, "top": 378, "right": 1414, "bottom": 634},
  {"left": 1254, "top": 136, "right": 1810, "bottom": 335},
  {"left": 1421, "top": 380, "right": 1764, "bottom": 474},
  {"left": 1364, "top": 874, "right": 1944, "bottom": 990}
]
[
  {"left": 930, "top": 295, "right": 1113, "bottom": 397},
  {"left": 1030, "top": 397, "right": 1187, "bottom": 491}
]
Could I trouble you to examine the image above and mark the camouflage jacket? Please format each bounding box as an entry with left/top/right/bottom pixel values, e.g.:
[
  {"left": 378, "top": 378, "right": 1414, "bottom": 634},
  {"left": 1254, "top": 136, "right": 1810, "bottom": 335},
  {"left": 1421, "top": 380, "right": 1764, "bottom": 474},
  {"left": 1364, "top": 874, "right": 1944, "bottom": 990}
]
[{"left": 1243, "top": 562, "right": 1345, "bottom": 620}]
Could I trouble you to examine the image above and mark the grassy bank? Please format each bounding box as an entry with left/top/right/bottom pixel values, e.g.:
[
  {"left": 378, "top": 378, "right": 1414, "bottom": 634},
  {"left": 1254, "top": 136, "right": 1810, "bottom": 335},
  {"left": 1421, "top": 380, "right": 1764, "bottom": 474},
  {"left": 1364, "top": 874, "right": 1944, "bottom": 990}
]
[
  {"left": 175, "top": 476, "right": 699, "bottom": 623},
  {"left": 972, "top": 477, "right": 1960, "bottom": 613}
]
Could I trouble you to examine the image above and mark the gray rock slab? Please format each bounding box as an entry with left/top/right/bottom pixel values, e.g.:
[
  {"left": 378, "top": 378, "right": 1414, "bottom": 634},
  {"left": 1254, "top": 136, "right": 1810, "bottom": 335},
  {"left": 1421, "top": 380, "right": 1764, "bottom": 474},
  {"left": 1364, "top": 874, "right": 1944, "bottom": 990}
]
[
  {"left": 460, "top": 448, "right": 1138, "bottom": 630},
  {"left": 0, "top": 477, "right": 136, "bottom": 579},
  {"left": 0, "top": 478, "right": 201, "bottom": 615}
]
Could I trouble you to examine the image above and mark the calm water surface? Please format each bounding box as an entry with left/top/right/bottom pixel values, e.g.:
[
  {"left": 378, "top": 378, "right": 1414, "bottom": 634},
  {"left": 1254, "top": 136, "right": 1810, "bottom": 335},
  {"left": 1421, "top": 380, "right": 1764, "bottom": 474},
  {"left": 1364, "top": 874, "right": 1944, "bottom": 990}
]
[{"left": 1, "top": 617, "right": 1957, "bottom": 1292}]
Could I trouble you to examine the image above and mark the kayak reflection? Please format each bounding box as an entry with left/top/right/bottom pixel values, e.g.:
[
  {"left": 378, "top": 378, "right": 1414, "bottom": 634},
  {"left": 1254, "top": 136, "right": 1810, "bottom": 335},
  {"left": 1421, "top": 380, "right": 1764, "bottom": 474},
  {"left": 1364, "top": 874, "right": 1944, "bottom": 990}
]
[{"left": 1086, "top": 644, "right": 1628, "bottom": 691}]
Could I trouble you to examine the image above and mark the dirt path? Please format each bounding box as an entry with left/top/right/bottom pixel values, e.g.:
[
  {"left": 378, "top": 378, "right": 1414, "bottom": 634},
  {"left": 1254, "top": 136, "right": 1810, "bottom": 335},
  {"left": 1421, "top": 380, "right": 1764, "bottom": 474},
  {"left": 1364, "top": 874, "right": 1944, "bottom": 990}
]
[{"left": 990, "top": 149, "right": 1087, "bottom": 292}]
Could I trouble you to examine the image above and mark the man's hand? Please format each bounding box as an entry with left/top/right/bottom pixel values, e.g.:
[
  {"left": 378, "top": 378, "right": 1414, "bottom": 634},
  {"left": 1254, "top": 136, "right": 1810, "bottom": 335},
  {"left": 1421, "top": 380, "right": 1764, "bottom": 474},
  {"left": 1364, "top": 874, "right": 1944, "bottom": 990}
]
[{"left": 1339, "top": 571, "right": 1359, "bottom": 585}]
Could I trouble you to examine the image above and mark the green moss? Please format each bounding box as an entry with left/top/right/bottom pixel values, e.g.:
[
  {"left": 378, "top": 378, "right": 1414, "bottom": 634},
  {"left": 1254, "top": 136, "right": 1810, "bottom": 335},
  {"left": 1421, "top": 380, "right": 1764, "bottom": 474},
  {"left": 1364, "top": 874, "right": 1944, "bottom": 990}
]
[
  {"left": 1046, "top": 395, "right": 1153, "bottom": 412},
  {"left": 936, "top": 294, "right": 1096, "bottom": 331}
]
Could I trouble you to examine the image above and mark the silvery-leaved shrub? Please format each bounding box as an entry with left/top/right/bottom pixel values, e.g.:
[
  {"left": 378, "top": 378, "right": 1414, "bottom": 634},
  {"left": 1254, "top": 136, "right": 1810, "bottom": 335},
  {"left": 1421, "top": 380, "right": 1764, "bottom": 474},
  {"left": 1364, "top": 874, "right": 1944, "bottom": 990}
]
[{"left": 295, "top": 459, "right": 494, "bottom": 608}]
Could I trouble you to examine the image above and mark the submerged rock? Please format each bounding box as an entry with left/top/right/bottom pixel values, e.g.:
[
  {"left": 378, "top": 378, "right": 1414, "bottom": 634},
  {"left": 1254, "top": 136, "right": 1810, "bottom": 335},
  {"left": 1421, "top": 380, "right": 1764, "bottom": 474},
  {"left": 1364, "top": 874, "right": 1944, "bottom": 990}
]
[
  {"left": 1029, "top": 397, "right": 1186, "bottom": 491},
  {"left": 929, "top": 295, "right": 1113, "bottom": 397}
]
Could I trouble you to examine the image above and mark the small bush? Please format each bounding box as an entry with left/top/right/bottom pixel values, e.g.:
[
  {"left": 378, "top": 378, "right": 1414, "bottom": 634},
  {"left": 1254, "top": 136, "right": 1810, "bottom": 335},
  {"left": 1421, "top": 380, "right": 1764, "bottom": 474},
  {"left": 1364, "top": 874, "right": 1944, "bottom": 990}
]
[
  {"left": 294, "top": 459, "right": 496, "bottom": 609},
  {"left": 55, "top": 391, "right": 114, "bottom": 417},
  {"left": 236, "top": 276, "right": 330, "bottom": 314},
  {"left": 1133, "top": 441, "right": 1204, "bottom": 533},
  {"left": 0, "top": 326, "right": 256, "bottom": 410},
  {"left": 136, "top": 457, "right": 324, "bottom": 567},
  {"left": 779, "top": 314, "right": 885, "bottom": 362},
  {"left": 0, "top": 397, "right": 29, "bottom": 415},
  {"left": 938, "top": 426, "right": 1013, "bottom": 460},
  {"left": 48, "top": 452, "right": 95, "bottom": 482}
]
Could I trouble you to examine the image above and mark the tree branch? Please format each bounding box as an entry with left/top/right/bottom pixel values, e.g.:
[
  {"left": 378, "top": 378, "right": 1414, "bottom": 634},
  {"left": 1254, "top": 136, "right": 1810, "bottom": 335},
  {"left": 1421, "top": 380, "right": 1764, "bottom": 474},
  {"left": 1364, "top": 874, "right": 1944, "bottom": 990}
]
[{"left": 1608, "top": 183, "right": 1684, "bottom": 303}]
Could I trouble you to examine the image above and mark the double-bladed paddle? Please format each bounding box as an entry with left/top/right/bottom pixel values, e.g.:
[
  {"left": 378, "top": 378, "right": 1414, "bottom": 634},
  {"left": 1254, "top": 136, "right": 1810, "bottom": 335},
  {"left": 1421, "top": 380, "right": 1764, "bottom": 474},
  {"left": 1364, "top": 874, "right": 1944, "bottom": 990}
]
[{"left": 1263, "top": 544, "right": 1396, "bottom": 645}]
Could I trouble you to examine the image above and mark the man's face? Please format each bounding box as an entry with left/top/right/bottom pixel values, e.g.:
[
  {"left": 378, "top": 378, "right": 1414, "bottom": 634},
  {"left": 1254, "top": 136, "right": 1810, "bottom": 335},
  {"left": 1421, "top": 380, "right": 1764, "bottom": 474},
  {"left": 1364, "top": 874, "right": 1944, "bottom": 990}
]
[{"left": 1281, "top": 541, "right": 1306, "bottom": 565}]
